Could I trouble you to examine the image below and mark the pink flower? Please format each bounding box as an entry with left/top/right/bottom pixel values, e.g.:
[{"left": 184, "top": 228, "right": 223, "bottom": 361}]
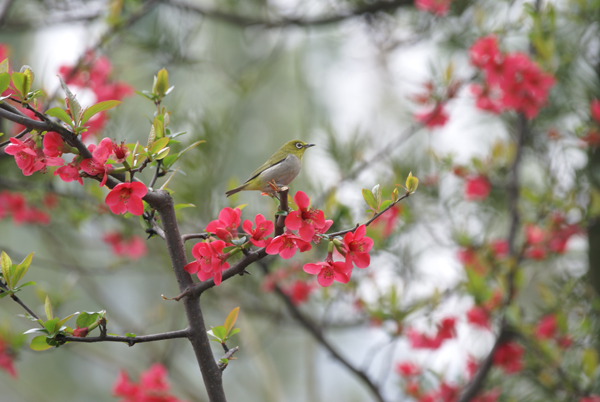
[
  {"left": 464, "top": 175, "right": 491, "bottom": 201},
  {"left": 4, "top": 137, "right": 44, "bottom": 176},
  {"left": 469, "top": 35, "right": 502, "bottom": 70},
  {"left": 581, "top": 396, "right": 600, "bottom": 402},
  {"left": 493, "top": 341, "right": 524, "bottom": 374},
  {"left": 414, "top": 0, "right": 453, "bottom": 16},
  {"left": 104, "top": 182, "right": 147, "bottom": 215},
  {"left": 312, "top": 219, "right": 333, "bottom": 244},
  {"left": 72, "top": 325, "right": 89, "bottom": 338},
  {"left": 285, "top": 191, "right": 326, "bottom": 242},
  {"left": 490, "top": 239, "right": 509, "bottom": 258},
  {"left": 184, "top": 240, "right": 230, "bottom": 286},
  {"left": 407, "top": 318, "right": 456, "bottom": 349},
  {"left": 415, "top": 103, "right": 450, "bottom": 128},
  {"left": 467, "top": 355, "right": 479, "bottom": 379},
  {"left": 206, "top": 207, "right": 242, "bottom": 242},
  {"left": 80, "top": 157, "right": 111, "bottom": 187},
  {"left": 94, "top": 81, "right": 134, "bottom": 102},
  {"left": 471, "top": 83, "right": 503, "bottom": 114},
  {"left": 0, "top": 339, "right": 17, "bottom": 378},
  {"left": 343, "top": 224, "right": 373, "bottom": 270},
  {"left": 242, "top": 213, "right": 274, "bottom": 247},
  {"left": 42, "top": 132, "right": 65, "bottom": 157},
  {"left": 113, "top": 363, "right": 186, "bottom": 402},
  {"left": 395, "top": 361, "right": 421, "bottom": 377},
  {"left": 140, "top": 363, "right": 170, "bottom": 393},
  {"left": 535, "top": 314, "right": 557, "bottom": 340},
  {"left": 303, "top": 257, "right": 351, "bottom": 287},
  {"left": 54, "top": 162, "right": 83, "bottom": 185},
  {"left": 371, "top": 205, "right": 401, "bottom": 238},
  {"left": 266, "top": 232, "right": 312, "bottom": 259},
  {"left": 525, "top": 224, "right": 545, "bottom": 244},
  {"left": 591, "top": 99, "right": 600, "bottom": 124},
  {"left": 103, "top": 232, "right": 147, "bottom": 260},
  {"left": 283, "top": 280, "right": 314, "bottom": 305},
  {"left": 466, "top": 306, "right": 490, "bottom": 330}
]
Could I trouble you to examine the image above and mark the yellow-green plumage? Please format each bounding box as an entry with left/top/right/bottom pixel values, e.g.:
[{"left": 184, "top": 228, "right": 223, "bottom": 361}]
[{"left": 225, "top": 140, "right": 315, "bottom": 197}]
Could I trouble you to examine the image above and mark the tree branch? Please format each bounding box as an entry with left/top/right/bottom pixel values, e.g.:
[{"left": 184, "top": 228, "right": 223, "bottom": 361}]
[
  {"left": 217, "top": 346, "right": 239, "bottom": 371},
  {"left": 59, "top": 328, "right": 189, "bottom": 346}
]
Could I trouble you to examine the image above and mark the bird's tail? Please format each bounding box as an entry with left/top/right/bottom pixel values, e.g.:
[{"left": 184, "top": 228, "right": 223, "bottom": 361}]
[{"left": 225, "top": 185, "right": 245, "bottom": 197}]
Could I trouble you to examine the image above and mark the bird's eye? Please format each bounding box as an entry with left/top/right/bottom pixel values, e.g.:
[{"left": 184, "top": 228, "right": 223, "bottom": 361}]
[{"left": 296, "top": 143, "right": 303, "bottom": 149}]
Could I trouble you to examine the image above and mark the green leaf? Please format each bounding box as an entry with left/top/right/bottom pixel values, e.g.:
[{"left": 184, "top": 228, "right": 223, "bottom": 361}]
[
  {"left": 227, "top": 328, "right": 241, "bottom": 338},
  {"left": 44, "top": 295, "right": 53, "bottom": 321},
  {"left": 23, "top": 328, "right": 48, "bottom": 335},
  {"left": 362, "top": 189, "right": 378, "bottom": 211},
  {"left": 59, "top": 77, "right": 83, "bottom": 127},
  {"left": 153, "top": 68, "right": 169, "bottom": 98},
  {"left": 210, "top": 326, "right": 227, "bottom": 342},
  {"left": 0, "top": 72, "right": 10, "bottom": 94},
  {"left": 125, "top": 333, "right": 136, "bottom": 338},
  {"left": 231, "top": 237, "right": 246, "bottom": 247},
  {"left": 153, "top": 146, "right": 170, "bottom": 160},
  {"left": 11, "top": 72, "right": 24, "bottom": 98},
  {"left": 43, "top": 317, "right": 59, "bottom": 334},
  {"left": 150, "top": 137, "right": 169, "bottom": 155},
  {"left": 0, "top": 59, "right": 8, "bottom": 74},
  {"left": 12, "top": 252, "right": 33, "bottom": 286},
  {"left": 224, "top": 307, "right": 240, "bottom": 338},
  {"left": 20, "top": 66, "right": 33, "bottom": 97},
  {"left": 222, "top": 246, "right": 238, "bottom": 253},
  {"left": 16, "top": 281, "right": 36, "bottom": 288},
  {"left": 153, "top": 115, "right": 165, "bottom": 139},
  {"left": 174, "top": 203, "right": 195, "bottom": 210},
  {"left": 30, "top": 335, "right": 53, "bottom": 351},
  {"left": 76, "top": 312, "right": 99, "bottom": 329},
  {"left": 379, "top": 200, "right": 393, "bottom": 212},
  {"left": 1, "top": 251, "right": 12, "bottom": 288},
  {"left": 45, "top": 107, "right": 73, "bottom": 126},
  {"left": 81, "top": 100, "right": 121, "bottom": 125},
  {"left": 275, "top": 210, "right": 288, "bottom": 216},
  {"left": 56, "top": 313, "right": 77, "bottom": 329},
  {"left": 135, "top": 90, "right": 153, "bottom": 100}
]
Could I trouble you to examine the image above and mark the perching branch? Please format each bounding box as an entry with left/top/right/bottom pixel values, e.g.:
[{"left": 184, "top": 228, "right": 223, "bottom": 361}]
[
  {"left": 217, "top": 346, "right": 239, "bottom": 371},
  {"left": 0, "top": 281, "right": 40, "bottom": 321},
  {"left": 59, "top": 328, "right": 190, "bottom": 346},
  {"left": 167, "top": 0, "right": 412, "bottom": 29}
]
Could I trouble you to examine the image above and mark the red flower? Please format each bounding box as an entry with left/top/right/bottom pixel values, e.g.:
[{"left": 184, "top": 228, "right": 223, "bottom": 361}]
[
  {"left": 285, "top": 191, "right": 326, "bottom": 242},
  {"left": 414, "top": 0, "right": 453, "bottom": 16},
  {"left": 54, "top": 162, "right": 83, "bottom": 185},
  {"left": 466, "top": 306, "right": 490, "bottom": 330},
  {"left": 4, "top": 137, "right": 44, "bottom": 176},
  {"left": 206, "top": 207, "right": 242, "bottom": 242},
  {"left": 104, "top": 182, "right": 147, "bottom": 216},
  {"left": 242, "top": 213, "right": 274, "bottom": 247},
  {"left": 94, "top": 81, "right": 134, "bottom": 102},
  {"left": 80, "top": 157, "right": 110, "bottom": 187},
  {"left": 490, "top": 239, "right": 509, "bottom": 258},
  {"left": 471, "top": 83, "right": 503, "bottom": 114},
  {"left": 113, "top": 363, "right": 186, "bottom": 402},
  {"left": 591, "top": 99, "right": 600, "bottom": 124},
  {"left": 464, "top": 175, "right": 491, "bottom": 201},
  {"left": 535, "top": 314, "right": 557, "bottom": 340},
  {"left": 312, "top": 219, "right": 333, "bottom": 244},
  {"left": 303, "top": 257, "right": 351, "bottom": 287},
  {"left": 103, "top": 232, "right": 147, "bottom": 260},
  {"left": 371, "top": 205, "right": 401, "bottom": 238},
  {"left": 415, "top": 103, "right": 450, "bottom": 128},
  {"left": 0, "top": 339, "right": 17, "bottom": 378},
  {"left": 42, "top": 132, "right": 65, "bottom": 157},
  {"left": 467, "top": 355, "right": 479, "bottom": 379},
  {"left": 581, "top": 396, "right": 600, "bottom": 402},
  {"left": 266, "top": 232, "right": 312, "bottom": 259},
  {"left": 343, "top": 224, "right": 374, "bottom": 270},
  {"left": 72, "top": 325, "right": 89, "bottom": 338},
  {"left": 493, "top": 341, "right": 524, "bottom": 374},
  {"left": 395, "top": 361, "right": 421, "bottom": 377},
  {"left": 407, "top": 317, "right": 456, "bottom": 349},
  {"left": 283, "top": 280, "right": 314, "bottom": 305},
  {"left": 469, "top": 35, "right": 502, "bottom": 70},
  {"left": 184, "top": 240, "right": 230, "bottom": 286}
]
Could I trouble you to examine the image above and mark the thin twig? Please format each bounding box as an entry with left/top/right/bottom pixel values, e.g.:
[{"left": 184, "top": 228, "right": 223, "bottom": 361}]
[
  {"left": 0, "top": 127, "right": 32, "bottom": 147},
  {"left": 217, "top": 346, "right": 239, "bottom": 371},
  {"left": 181, "top": 233, "right": 209, "bottom": 243},
  {"left": 0, "top": 281, "right": 40, "bottom": 321},
  {"left": 59, "top": 328, "right": 189, "bottom": 346}
]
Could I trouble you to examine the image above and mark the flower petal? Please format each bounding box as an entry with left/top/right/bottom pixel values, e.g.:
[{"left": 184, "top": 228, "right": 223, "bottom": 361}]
[{"left": 294, "top": 190, "right": 310, "bottom": 210}]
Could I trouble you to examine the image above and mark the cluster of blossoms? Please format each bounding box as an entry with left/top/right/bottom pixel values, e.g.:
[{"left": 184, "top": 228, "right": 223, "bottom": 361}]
[
  {"left": 523, "top": 214, "right": 581, "bottom": 260},
  {"left": 262, "top": 262, "right": 315, "bottom": 305},
  {"left": 0, "top": 190, "right": 51, "bottom": 225},
  {"left": 406, "top": 317, "right": 456, "bottom": 349},
  {"left": 59, "top": 51, "right": 134, "bottom": 140},
  {"left": 185, "top": 191, "right": 374, "bottom": 288},
  {"left": 103, "top": 232, "right": 148, "bottom": 260},
  {"left": 469, "top": 35, "right": 555, "bottom": 119},
  {"left": 452, "top": 165, "right": 493, "bottom": 202},
  {"left": 113, "top": 363, "right": 186, "bottom": 402},
  {"left": 413, "top": 79, "right": 462, "bottom": 129}
]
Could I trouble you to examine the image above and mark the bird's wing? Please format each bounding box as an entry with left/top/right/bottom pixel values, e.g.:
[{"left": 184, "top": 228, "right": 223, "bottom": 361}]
[{"left": 243, "top": 156, "right": 288, "bottom": 184}]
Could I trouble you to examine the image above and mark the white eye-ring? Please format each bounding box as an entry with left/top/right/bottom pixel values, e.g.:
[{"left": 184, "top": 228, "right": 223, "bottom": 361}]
[{"left": 296, "top": 143, "right": 303, "bottom": 149}]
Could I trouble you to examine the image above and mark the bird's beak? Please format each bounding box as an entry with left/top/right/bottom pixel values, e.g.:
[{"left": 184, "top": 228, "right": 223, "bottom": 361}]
[{"left": 304, "top": 143, "right": 316, "bottom": 148}]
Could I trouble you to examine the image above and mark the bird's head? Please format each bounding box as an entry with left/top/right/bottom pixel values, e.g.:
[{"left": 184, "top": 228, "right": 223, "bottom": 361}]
[{"left": 282, "top": 140, "right": 315, "bottom": 157}]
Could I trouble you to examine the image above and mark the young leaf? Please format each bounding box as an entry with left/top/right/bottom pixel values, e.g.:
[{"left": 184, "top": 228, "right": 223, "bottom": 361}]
[
  {"left": 228, "top": 328, "right": 241, "bottom": 338},
  {"left": 81, "top": 100, "right": 121, "bottom": 125},
  {"left": 362, "top": 189, "right": 378, "bottom": 211},
  {"left": 11, "top": 252, "right": 33, "bottom": 286},
  {"left": 210, "top": 326, "right": 227, "bottom": 342},
  {"left": 76, "top": 312, "right": 99, "bottom": 329},
  {"left": 372, "top": 184, "right": 382, "bottom": 208},
  {"left": 46, "top": 107, "right": 73, "bottom": 127},
  {"left": 405, "top": 172, "right": 419, "bottom": 193},
  {"left": 223, "top": 307, "right": 240, "bottom": 338},
  {"left": 59, "top": 77, "right": 83, "bottom": 127},
  {"left": 0, "top": 251, "right": 12, "bottom": 288},
  {"left": 57, "top": 313, "right": 77, "bottom": 329},
  {"left": 0, "top": 59, "right": 8, "bottom": 74},
  {"left": 379, "top": 200, "right": 393, "bottom": 212},
  {"left": 150, "top": 137, "right": 169, "bottom": 155},
  {"left": 11, "top": 71, "right": 24, "bottom": 98},
  {"left": 44, "top": 295, "right": 53, "bottom": 321},
  {"left": 162, "top": 140, "right": 205, "bottom": 168},
  {"left": 153, "top": 115, "right": 165, "bottom": 139},
  {"left": 30, "top": 335, "right": 52, "bottom": 351},
  {"left": 0, "top": 72, "right": 10, "bottom": 94},
  {"left": 154, "top": 68, "right": 169, "bottom": 99},
  {"left": 153, "top": 147, "right": 170, "bottom": 160},
  {"left": 174, "top": 203, "right": 195, "bottom": 210}
]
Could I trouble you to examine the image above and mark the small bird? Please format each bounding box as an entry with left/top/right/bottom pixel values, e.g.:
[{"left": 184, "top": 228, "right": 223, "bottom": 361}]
[{"left": 226, "top": 139, "right": 315, "bottom": 197}]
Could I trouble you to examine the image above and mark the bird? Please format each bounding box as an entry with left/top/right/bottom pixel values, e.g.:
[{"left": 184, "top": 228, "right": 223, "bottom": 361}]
[{"left": 225, "top": 139, "right": 315, "bottom": 197}]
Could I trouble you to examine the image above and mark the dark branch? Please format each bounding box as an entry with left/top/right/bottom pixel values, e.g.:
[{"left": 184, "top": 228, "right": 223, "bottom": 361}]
[
  {"left": 59, "top": 328, "right": 189, "bottom": 346},
  {"left": 217, "top": 346, "right": 239, "bottom": 371}
]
